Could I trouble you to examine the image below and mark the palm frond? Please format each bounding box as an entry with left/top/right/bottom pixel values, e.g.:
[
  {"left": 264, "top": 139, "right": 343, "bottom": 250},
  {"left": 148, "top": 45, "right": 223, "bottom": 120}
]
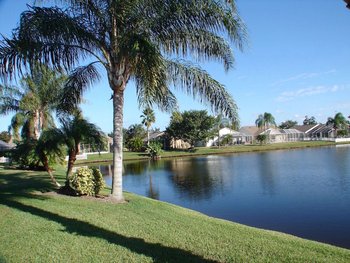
[
  {"left": 0, "top": 6, "right": 103, "bottom": 80},
  {"left": 166, "top": 59, "right": 239, "bottom": 123},
  {"left": 58, "top": 62, "right": 101, "bottom": 114}
]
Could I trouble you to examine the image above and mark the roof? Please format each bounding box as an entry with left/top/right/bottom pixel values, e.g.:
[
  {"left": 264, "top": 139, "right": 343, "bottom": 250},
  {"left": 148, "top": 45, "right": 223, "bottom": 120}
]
[
  {"left": 261, "top": 128, "right": 304, "bottom": 136},
  {"left": 293, "top": 124, "right": 319, "bottom": 133},
  {"left": 239, "top": 126, "right": 261, "bottom": 136},
  {"left": 0, "top": 140, "right": 15, "bottom": 150}
]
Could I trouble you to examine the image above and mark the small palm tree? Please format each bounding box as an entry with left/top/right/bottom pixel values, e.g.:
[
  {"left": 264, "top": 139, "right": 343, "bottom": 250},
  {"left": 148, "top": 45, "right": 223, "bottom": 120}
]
[
  {"left": 0, "top": 0, "right": 246, "bottom": 201},
  {"left": 49, "top": 114, "right": 105, "bottom": 187},
  {"left": 140, "top": 107, "right": 155, "bottom": 146},
  {"left": 255, "top": 114, "right": 265, "bottom": 130}
]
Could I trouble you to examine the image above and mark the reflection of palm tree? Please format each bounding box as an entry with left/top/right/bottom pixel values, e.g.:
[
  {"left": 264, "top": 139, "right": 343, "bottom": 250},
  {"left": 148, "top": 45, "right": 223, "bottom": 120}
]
[
  {"left": 1, "top": 1, "right": 246, "bottom": 202},
  {"left": 147, "top": 175, "right": 159, "bottom": 200},
  {"left": 141, "top": 107, "right": 155, "bottom": 146}
]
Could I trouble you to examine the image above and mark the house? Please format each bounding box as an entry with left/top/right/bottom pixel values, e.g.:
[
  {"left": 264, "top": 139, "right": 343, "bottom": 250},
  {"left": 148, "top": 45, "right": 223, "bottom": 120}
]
[
  {"left": 239, "top": 126, "right": 261, "bottom": 144},
  {"left": 0, "top": 140, "right": 15, "bottom": 152},
  {"left": 206, "top": 127, "right": 248, "bottom": 146},
  {"left": 260, "top": 128, "right": 305, "bottom": 143},
  {"left": 294, "top": 124, "right": 335, "bottom": 140}
]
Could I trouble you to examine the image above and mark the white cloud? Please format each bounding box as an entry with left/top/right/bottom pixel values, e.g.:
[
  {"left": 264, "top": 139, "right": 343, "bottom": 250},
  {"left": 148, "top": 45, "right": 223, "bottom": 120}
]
[
  {"left": 271, "top": 69, "right": 336, "bottom": 86},
  {"left": 276, "top": 85, "right": 341, "bottom": 102}
]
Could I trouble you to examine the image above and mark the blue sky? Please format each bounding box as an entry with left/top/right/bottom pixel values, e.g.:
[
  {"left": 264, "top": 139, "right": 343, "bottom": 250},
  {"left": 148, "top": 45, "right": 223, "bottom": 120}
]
[{"left": 0, "top": 0, "right": 349, "bottom": 133}]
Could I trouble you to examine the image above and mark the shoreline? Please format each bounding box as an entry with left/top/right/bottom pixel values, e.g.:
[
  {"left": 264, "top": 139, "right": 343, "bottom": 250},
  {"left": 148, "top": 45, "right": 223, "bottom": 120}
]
[{"left": 76, "top": 140, "right": 348, "bottom": 165}]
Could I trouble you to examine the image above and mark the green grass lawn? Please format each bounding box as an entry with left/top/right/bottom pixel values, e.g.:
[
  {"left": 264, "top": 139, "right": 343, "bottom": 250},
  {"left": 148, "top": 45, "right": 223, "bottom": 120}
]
[
  {"left": 1, "top": 165, "right": 350, "bottom": 262},
  {"left": 78, "top": 141, "right": 338, "bottom": 164}
]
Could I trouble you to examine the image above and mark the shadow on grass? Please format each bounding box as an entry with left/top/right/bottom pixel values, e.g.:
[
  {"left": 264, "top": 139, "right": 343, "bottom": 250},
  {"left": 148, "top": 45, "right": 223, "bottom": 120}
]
[{"left": 0, "top": 198, "right": 218, "bottom": 263}]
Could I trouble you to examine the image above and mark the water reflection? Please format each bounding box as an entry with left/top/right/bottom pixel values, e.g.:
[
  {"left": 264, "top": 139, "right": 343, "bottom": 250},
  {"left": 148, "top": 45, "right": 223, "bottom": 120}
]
[
  {"left": 94, "top": 146, "right": 350, "bottom": 248},
  {"left": 167, "top": 157, "right": 221, "bottom": 200}
]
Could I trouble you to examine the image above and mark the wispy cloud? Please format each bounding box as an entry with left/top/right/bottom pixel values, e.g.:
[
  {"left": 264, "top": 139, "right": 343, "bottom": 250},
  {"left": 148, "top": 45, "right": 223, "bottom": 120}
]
[
  {"left": 271, "top": 69, "right": 336, "bottom": 86},
  {"left": 276, "top": 85, "right": 341, "bottom": 102}
]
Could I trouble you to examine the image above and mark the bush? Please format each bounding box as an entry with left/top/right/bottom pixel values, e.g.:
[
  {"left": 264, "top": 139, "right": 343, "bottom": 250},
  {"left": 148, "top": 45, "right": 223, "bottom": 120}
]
[
  {"left": 70, "top": 167, "right": 105, "bottom": 196},
  {"left": 147, "top": 141, "right": 163, "bottom": 159},
  {"left": 126, "top": 136, "right": 145, "bottom": 152},
  {"left": 256, "top": 134, "right": 268, "bottom": 145},
  {"left": 91, "top": 167, "right": 105, "bottom": 194}
]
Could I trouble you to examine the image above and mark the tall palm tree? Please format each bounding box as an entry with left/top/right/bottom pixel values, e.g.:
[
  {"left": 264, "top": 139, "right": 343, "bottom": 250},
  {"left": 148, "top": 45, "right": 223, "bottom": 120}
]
[
  {"left": 255, "top": 112, "right": 276, "bottom": 130},
  {"left": 263, "top": 112, "right": 276, "bottom": 129},
  {"left": 0, "top": 0, "right": 246, "bottom": 201},
  {"left": 0, "top": 64, "right": 66, "bottom": 140},
  {"left": 140, "top": 107, "right": 155, "bottom": 146},
  {"left": 255, "top": 114, "right": 265, "bottom": 130},
  {"left": 326, "top": 112, "right": 348, "bottom": 137}
]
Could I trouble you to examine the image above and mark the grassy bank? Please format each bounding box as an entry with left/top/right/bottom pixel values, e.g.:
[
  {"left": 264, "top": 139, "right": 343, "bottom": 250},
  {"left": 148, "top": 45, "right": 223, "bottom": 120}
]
[
  {"left": 77, "top": 141, "right": 338, "bottom": 164},
  {"left": 1, "top": 165, "right": 350, "bottom": 262}
]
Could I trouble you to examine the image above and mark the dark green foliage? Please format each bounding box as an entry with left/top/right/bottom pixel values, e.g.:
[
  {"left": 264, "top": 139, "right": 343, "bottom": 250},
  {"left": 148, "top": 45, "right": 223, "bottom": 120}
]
[
  {"left": 0, "top": 131, "right": 11, "bottom": 143},
  {"left": 166, "top": 110, "right": 216, "bottom": 146},
  {"left": 279, "top": 120, "right": 298, "bottom": 129},
  {"left": 147, "top": 141, "right": 163, "bottom": 159},
  {"left": 337, "top": 129, "right": 348, "bottom": 137},
  {"left": 124, "top": 124, "right": 146, "bottom": 151},
  {"left": 303, "top": 116, "right": 317, "bottom": 125},
  {"left": 220, "top": 134, "right": 234, "bottom": 146},
  {"left": 126, "top": 137, "right": 145, "bottom": 152},
  {"left": 256, "top": 134, "right": 268, "bottom": 145},
  {"left": 70, "top": 167, "right": 105, "bottom": 196}
]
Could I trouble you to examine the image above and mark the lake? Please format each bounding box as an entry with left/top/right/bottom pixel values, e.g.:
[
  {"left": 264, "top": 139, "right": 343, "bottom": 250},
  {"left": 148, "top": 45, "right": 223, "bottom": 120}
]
[{"left": 98, "top": 145, "right": 350, "bottom": 249}]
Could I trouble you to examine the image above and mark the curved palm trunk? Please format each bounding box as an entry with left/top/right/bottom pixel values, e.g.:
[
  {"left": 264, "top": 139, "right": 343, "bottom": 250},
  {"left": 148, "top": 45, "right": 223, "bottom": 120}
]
[
  {"left": 42, "top": 155, "right": 61, "bottom": 187},
  {"left": 111, "top": 88, "right": 125, "bottom": 202}
]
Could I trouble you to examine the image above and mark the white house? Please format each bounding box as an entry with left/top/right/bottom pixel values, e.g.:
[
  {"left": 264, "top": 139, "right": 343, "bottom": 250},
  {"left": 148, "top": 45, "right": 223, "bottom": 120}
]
[{"left": 206, "top": 127, "right": 248, "bottom": 147}]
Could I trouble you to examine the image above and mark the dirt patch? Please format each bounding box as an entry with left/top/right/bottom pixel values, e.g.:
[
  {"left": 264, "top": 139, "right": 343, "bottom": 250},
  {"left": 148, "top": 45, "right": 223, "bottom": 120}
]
[{"left": 36, "top": 190, "right": 128, "bottom": 204}]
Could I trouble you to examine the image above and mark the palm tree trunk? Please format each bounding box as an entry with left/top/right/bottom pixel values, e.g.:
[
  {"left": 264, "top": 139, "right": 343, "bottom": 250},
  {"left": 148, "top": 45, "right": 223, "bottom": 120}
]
[
  {"left": 66, "top": 150, "right": 76, "bottom": 184},
  {"left": 147, "top": 127, "right": 150, "bottom": 146},
  {"left": 111, "top": 88, "right": 125, "bottom": 202},
  {"left": 42, "top": 155, "right": 61, "bottom": 187}
]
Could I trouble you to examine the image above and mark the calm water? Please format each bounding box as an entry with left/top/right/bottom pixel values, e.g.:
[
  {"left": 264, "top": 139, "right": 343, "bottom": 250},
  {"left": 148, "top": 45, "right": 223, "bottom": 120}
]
[{"left": 99, "top": 145, "right": 350, "bottom": 248}]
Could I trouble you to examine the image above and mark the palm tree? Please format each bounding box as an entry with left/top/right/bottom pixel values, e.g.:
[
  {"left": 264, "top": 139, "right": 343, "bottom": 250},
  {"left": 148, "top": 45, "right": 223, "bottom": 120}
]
[
  {"left": 0, "top": 0, "right": 246, "bottom": 201},
  {"left": 255, "top": 112, "right": 276, "bottom": 130},
  {"left": 326, "top": 112, "right": 348, "bottom": 137},
  {"left": 0, "top": 64, "right": 66, "bottom": 140},
  {"left": 140, "top": 107, "right": 155, "bottom": 146},
  {"left": 255, "top": 114, "right": 265, "bottom": 130},
  {"left": 51, "top": 115, "right": 105, "bottom": 186}
]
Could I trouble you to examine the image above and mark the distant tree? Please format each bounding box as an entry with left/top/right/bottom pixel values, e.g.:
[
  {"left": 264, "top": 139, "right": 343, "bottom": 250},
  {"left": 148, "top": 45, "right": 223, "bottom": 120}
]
[
  {"left": 256, "top": 134, "right": 267, "bottom": 145},
  {"left": 166, "top": 110, "right": 216, "bottom": 147},
  {"left": 303, "top": 116, "right": 317, "bottom": 125},
  {"left": 279, "top": 120, "right": 298, "bottom": 129},
  {"left": 255, "top": 112, "right": 276, "bottom": 130},
  {"left": 140, "top": 107, "right": 156, "bottom": 146},
  {"left": 0, "top": 131, "right": 11, "bottom": 143},
  {"left": 326, "top": 112, "right": 349, "bottom": 137},
  {"left": 124, "top": 124, "right": 147, "bottom": 151}
]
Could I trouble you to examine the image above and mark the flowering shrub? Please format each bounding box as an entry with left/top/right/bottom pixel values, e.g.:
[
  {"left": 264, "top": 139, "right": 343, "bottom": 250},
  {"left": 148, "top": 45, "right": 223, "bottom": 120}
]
[{"left": 70, "top": 167, "right": 105, "bottom": 196}]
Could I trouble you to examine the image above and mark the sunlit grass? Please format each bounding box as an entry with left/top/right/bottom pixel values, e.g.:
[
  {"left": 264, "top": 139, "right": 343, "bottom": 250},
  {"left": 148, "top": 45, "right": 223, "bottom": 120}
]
[{"left": 0, "top": 165, "right": 350, "bottom": 262}]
